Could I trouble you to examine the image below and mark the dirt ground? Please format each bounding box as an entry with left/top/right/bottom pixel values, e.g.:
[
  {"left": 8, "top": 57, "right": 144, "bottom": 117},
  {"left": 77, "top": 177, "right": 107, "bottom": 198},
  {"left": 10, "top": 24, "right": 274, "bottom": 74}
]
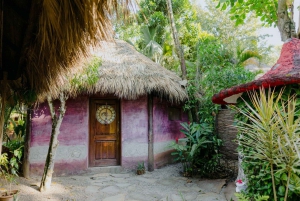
[{"left": 0, "top": 164, "right": 237, "bottom": 201}]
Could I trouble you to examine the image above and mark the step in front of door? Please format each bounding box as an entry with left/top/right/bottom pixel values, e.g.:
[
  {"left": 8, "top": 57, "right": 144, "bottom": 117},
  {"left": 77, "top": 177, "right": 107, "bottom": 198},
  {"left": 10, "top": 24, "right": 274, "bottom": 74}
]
[{"left": 88, "top": 166, "right": 123, "bottom": 174}]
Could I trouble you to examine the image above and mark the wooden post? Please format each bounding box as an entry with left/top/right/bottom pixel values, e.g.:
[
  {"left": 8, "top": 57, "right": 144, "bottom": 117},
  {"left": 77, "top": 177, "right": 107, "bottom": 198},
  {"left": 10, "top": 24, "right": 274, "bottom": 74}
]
[
  {"left": 148, "top": 94, "right": 154, "bottom": 172},
  {"left": 23, "top": 106, "right": 32, "bottom": 178}
]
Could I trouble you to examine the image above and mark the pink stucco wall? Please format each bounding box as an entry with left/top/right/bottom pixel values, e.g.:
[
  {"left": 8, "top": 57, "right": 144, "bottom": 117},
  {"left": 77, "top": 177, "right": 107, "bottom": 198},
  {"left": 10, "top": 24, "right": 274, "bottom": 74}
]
[
  {"left": 153, "top": 97, "right": 187, "bottom": 142},
  {"left": 29, "top": 94, "right": 186, "bottom": 175},
  {"left": 152, "top": 97, "right": 187, "bottom": 168},
  {"left": 30, "top": 96, "right": 89, "bottom": 176},
  {"left": 121, "top": 96, "right": 148, "bottom": 169}
]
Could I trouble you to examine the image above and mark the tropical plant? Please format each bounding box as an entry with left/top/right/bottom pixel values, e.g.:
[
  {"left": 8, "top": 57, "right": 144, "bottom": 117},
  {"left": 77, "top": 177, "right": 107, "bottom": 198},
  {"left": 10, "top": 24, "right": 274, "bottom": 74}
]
[
  {"left": 235, "top": 192, "right": 269, "bottom": 201},
  {"left": 2, "top": 138, "right": 24, "bottom": 174},
  {"left": 188, "top": 63, "right": 257, "bottom": 124},
  {"left": 275, "top": 95, "right": 300, "bottom": 199},
  {"left": 169, "top": 122, "right": 222, "bottom": 176},
  {"left": 0, "top": 151, "right": 20, "bottom": 195},
  {"left": 1, "top": 105, "right": 26, "bottom": 177},
  {"left": 234, "top": 88, "right": 300, "bottom": 201},
  {"left": 140, "top": 26, "right": 163, "bottom": 63},
  {"left": 137, "top": 161, "right": 145, "bottom": 171},
  {"left": 136, "top": 161, "right": 145, "bottom": 175}
]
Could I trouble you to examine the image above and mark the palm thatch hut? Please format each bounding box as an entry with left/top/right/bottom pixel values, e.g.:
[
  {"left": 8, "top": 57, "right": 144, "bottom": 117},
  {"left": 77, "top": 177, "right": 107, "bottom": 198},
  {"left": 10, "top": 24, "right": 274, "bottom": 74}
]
[{"left": 29, "top": 40, "right": 188, "bottom": 175}]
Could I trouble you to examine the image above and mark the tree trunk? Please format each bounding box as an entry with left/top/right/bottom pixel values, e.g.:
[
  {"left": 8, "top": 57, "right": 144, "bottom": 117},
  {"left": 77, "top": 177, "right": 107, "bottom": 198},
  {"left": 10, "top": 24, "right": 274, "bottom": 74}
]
[
  {"left": 0, "top": 72, "right": 7, "bottom": 154},
  {"left": 0, "top": 96, "right": 4, "bottom": 155},
  {"left": 166, "top": 0, "right": 187, "bottom": 80},
  {"left": 166, "top": 0, "right": 194, "bottom": 121},
  {"left": 277, "top": 0, "right": 296, "bottom": 41},
  {"left": 40, "top": 94, "right": 67, "bottom": 192},
  {"left": 23, "top": 106, "right": 33, "bottom": 178}
]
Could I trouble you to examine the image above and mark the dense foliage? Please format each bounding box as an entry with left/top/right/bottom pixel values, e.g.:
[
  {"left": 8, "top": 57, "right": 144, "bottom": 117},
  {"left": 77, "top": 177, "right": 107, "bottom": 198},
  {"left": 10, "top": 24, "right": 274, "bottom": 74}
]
[
  {"left": 217, "top": 0, "right": 278, "bottom": 26},
  {"left": 185, "top": 36, "right": 258, "bottom": 124},
  {"left": 197, "top": 1, "right": 276, "bottom": 65},
  {"left": 169, "top": 122, "right": 221, "bottom": 176},
  {"left": 235, "top": 87, "right": 300, "bottom": 201},
  {"left": 116, "top": 0, "right": 200, "bottom": 72},
  {"left": 1, "top": 102, "right": 27, "bottom": 174}
]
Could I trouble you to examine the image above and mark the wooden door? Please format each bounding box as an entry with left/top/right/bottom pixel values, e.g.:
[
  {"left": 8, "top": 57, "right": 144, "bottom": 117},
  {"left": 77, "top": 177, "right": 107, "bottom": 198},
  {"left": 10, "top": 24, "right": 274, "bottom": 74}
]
[{"left": 89, "top": 99, "right": 120, "bottom": 167}]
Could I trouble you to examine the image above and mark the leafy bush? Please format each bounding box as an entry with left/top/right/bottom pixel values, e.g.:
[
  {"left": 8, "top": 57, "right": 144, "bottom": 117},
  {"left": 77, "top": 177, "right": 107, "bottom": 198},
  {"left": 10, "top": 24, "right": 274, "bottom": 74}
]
[
  {"left": 179, "top": 41, "right": 257, "bottom": 177},
  {"left": 0, "top": 151, "right": 21, "bottom": 193},
  {"left": 3, "top": 114, "right": 25, "bottom": 175},
  {"left": 235, "top": 192, "right": 269, "bottom": 201},
  {"left": 235, "top": 88, "right": 300, "bottom": 201},
  {"left": 169, "top": 122, "right": 222, "bottom": 177}
]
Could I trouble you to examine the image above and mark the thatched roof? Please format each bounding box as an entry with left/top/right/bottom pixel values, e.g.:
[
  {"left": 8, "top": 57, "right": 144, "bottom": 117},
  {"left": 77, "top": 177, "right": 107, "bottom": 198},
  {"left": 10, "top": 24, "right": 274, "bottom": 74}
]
[
  {"left": 84, "top": 40, "right": 187, "bottom": 103},
  {"left": 1, "top": 0, "right": 133, "bottom": 99}
]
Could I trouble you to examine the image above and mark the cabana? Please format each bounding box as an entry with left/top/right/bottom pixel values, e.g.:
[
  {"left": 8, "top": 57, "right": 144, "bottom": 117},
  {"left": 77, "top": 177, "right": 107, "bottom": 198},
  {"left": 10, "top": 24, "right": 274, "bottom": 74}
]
[{"left": 29, "top": 40, "right": 188, "bottom": 175}]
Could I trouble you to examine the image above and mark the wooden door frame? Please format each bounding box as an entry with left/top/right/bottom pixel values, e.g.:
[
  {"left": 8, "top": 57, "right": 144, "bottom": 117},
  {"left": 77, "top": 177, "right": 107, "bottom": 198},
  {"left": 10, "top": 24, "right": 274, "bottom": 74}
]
[{"left": 88, "top": 97, "right": 121, "bottom": 167}]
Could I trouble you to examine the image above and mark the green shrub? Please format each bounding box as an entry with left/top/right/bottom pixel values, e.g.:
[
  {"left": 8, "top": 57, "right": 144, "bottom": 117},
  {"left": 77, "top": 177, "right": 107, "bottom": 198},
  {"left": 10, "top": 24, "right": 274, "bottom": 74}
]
[
  {"left": 235, "top": 88, "right": 300, "bottom": 201},
  {"left": 169, "top": 122, "right": 222, "bottom": 176}
]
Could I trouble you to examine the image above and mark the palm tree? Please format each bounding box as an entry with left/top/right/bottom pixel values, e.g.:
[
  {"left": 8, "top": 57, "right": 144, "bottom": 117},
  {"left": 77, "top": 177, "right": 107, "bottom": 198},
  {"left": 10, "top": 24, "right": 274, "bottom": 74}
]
[{"left": 141, "top": 26, "right": 164, "bottom": 64}]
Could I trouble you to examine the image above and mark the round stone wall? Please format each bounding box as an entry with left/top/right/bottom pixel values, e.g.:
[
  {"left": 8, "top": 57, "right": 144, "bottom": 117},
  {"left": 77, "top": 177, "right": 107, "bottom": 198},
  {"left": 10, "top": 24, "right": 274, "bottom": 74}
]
[{"left": 216, "top": 109, "right": 238, "bottom": 160}]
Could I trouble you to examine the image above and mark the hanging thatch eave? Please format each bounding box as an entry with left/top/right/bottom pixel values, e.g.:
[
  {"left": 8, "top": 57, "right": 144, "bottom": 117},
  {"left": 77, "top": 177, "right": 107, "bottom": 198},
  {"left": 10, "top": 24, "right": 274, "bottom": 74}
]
[
  {"left": 81, "top": 40, "right": 187, "bottom": 103},
  {"left": 1, "top": 0, "right": 134, "bottom": 99}
]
